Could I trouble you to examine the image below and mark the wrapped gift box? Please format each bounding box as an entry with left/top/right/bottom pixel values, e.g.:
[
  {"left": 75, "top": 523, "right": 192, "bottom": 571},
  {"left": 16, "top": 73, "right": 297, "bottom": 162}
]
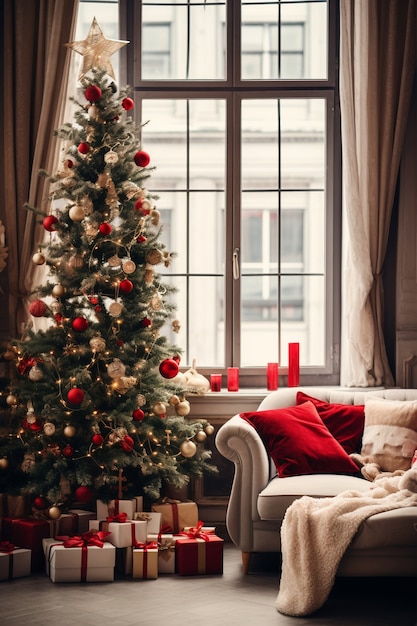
[
  {"left": 1, "top": 517, "right": 51, "bottom": 571},
  {"left": 134, "top": 511, "right": 161, "bottom": 534},
  {"left": 151, "top": 501, "right": 198, "bottom": 534},
  {"left": 0, "top": 544, "right": 31, "bottom": 581},
  {"left": 96, "top": 498, "right": 136, "bottom": 521},
  {"left": 115, "top": 546, "right": 134, "bottom": 575},
  {"left": 68, "top": 510, "right": 96, "bottom": 534},
  {"left": 154, "top": 534, "right": 177, "bottom": 574},
  {"left": 88, "top": 519, "right": 147, "bottom": 548},
  {"left": 43, "top": 537, "right": 115, "bottom": 583},
  {"left": 132, "top": 543, "right": 158, "bottom": 579},
  {"left": 134, "top": 496, "right": 143, "bottom": 513},
  {"left": 175, "top": 534, "right": 224, "bottom": 576}
]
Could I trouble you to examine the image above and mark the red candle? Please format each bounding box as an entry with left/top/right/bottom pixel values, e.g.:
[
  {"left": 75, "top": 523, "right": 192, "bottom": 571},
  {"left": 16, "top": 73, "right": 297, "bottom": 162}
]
[
  {"left": 210, "top": 374, "right": 222, "bottom": 392},
  {"left": 227, "top": 367, "right": 239, "bottom": 392},
  {"left": 267, "top": 363, "right": 279, "bottom": 390},
  {"left": 288, "top": 343, "right": 300, "bottom": 387}
]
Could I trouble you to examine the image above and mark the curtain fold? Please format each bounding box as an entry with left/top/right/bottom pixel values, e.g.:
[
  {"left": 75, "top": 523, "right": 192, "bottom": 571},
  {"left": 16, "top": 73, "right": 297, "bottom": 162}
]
[
  {"left": 340, "top": 0, "right": 417, "bottom": 387},
  {"left": 2, "top": 0, "right": 78, "bottom": 338}
]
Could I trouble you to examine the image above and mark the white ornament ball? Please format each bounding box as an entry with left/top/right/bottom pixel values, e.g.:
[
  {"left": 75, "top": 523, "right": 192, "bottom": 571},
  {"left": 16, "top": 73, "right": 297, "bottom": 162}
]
[
  {"left": 43, "top": 422, "right": 56, "bottom": 436},
  {"left": 107, "top": 359, "right": 126, "bottom": 379},
  {"left": 26, "top": 411, "right": 37, "bottom": 424},
  {"left": 104, "top": 150, "right": 118, "bottom": 165},
  {"left": 90, "top": 337, "right": 106, "bottom": 352},
  {"left": 69, "top": 204, "right": 85, "bottom": 222},
  {"left": 180, "top": 440, "right": 197, "bottom": 458},
  {"left": 28, "top": 365, "right": 43, "bottom": 382}
]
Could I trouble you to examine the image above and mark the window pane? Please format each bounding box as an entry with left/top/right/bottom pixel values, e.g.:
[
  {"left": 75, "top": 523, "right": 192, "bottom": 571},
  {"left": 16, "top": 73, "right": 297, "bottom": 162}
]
[
  {"left": 241, "top": 0, "right": 327, "bottom": 80},
  {"left": 142, "top": 1, "right": 226, "bottom": 80},
  {"left": 140, "top": 99, "right": 226, "bottom": 367}
]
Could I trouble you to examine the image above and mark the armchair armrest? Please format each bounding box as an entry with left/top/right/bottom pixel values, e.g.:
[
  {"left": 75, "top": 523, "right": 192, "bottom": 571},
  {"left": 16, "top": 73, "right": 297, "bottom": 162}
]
[{"left": 215, "top": 414, "right": 272, "bottom": 552}]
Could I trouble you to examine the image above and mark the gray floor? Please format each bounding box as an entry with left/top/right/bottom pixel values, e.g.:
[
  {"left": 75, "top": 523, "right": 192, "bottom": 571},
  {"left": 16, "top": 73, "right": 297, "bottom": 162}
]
[{"left": 1, "top": 544, "right": 416, "bottom": 626}]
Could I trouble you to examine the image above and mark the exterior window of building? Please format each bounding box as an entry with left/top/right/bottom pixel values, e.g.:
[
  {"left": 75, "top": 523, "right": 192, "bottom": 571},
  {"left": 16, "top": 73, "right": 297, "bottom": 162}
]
[{"left": 76, "top": 0, "right": 340, "bottom": 386}]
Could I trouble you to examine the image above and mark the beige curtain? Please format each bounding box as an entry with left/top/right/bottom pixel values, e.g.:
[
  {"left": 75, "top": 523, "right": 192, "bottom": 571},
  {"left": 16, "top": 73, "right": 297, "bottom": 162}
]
[
  {"left": 2, "top": 0, "right": 78, "bottom": 338},
  {"left": 340, "top": 0, "right": 417, "bottom": 387}
]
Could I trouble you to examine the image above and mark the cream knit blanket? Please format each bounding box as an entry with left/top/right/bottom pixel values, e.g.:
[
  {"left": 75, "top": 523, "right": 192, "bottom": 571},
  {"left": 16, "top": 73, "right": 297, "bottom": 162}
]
[{"left": 276, "top": 483, "right": 417, "bottom": 616}]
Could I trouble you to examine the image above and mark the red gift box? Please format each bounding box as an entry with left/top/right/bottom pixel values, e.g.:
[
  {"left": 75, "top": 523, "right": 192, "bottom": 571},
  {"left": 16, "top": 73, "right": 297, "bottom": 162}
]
[
  {"left": 1, "top": 517, "right": 51, "bottom": 571},
  {"left": 175, "top": 525, "right": 223, "bottom": 576}
]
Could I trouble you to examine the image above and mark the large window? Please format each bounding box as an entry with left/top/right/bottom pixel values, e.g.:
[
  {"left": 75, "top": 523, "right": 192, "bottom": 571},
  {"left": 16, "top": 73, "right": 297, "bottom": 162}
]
[{"left": 76, "top": 0, "right": 340, "bottom": 386}]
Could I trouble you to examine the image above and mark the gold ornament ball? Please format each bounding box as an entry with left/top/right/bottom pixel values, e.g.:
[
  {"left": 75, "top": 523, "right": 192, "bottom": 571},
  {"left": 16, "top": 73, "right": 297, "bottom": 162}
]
[
  {"left": 64, "top": 425, "right": 76, "bottom": 438},
  {"left": 69, "top": 204, "right": 85, "bottom": 222},
  {"left": 204, "top": 424, "right": 215, "bottom": 436},
  {"left": 48, "top": 506, "right": 62, "bottom": 520},
  {"left": 32, "top": 251, "right": 45, "bottom": 265},
  {"left": 194, "top": 430, "right": 207, "bottom": 443},
  {"left": 52, "top": 284, "right": 65, "bottom": 298},
  {"left": 6, "top": 394, "right": 17, "bottom": 406},
  {"left": 168, "top": 395, "right": 180, "bottom": 406},
  {"left": 180, "top": 440, "right": 197, "bottom": 458},
  {"left": 0, "top": 457, "right": 8, "bottom": 469},
  {"left": 175, "top": 400, "right": 191, "bottom": 416},
  {"left": 153, "top": 402, "right": 166, "bottom": 416},
  {"left": 108, "top": 301, "right": 123, "bottom": 317}
]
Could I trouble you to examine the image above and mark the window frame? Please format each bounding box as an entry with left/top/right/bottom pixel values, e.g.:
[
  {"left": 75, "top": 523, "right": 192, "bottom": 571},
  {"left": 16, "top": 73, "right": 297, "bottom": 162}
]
[{"left": 118, "top": 0, "right": 341, "bottom": 387}]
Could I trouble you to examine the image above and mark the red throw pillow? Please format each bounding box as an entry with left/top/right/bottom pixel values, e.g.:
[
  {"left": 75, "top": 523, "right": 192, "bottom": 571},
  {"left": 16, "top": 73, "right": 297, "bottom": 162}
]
[
  {"left": 296, "top": 391, "right": 364, "bottom": 454},
  {"left": 240, "top": 401, "right": 360, "bottom": 477}
]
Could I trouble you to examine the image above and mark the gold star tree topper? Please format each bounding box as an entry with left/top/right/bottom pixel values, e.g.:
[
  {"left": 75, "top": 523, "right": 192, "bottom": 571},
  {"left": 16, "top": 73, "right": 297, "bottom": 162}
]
[{"left": 65, "top": 17, "right": 129, "bottom": 80}]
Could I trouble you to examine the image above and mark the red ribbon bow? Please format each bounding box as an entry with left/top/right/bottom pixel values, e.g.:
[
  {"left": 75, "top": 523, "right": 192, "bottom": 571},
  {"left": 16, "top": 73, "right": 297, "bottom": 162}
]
[
  {"left": 180, "top": 521, "right": 211, "bottom": 542},
  {"left": 106, "top": 512, "right": 128, "bottom": 523},
  {"left": 56, "top": 530, "right": 110, "bottom": 548},
  {"left": 0, "top": 541, "right": 15, "bottom": 553},
  {"left": 135, "top": 541, "right": 158, "bottom": 550}
]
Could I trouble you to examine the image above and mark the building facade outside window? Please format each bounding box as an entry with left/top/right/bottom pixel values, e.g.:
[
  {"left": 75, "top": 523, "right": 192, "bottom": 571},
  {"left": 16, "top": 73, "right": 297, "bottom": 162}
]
[{"left": 76, "top": 0, "right": 341, "bottom": 387}]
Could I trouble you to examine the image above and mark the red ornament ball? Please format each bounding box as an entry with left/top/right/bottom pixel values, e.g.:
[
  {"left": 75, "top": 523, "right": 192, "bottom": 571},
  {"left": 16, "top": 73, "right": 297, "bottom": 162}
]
[
  {"left": 72, "top": 316, "right": 89, "bottom": 332},
  {"left": 137, "top": 235, "right": 147, "bottom": 243},
  {"left": 74, "top": 485, "right": 93, "bottom": 503},
  {"left": 29, "top": 299, "right": 47, "bottom": 317},
  {"left": 67, "top": 387, "right": 84, "bottom": 405},
  {"left": 29, "top": 420, "right": 43, "bottom": 432},
  {"left": 62, "top": 445, "right": 74, "bottom": 458},
  {"left": 78, "top": 142, "right": 90, "bottom": 154},
  {"left": 122, "top": 97, "right": 134, "bottom": 110},
  {"left": 119, "top": 279, "right": 133, "bottom": 294},
  {"left": 134, "top": 198, "right": 151, "bottom": 216},
  {"left": 159, "top": 358, "right": 180, "bottom": 379},
  {"left": 84, "top": 85, "right": 102, "bottom": 102},
  {"left": 132, "top": 408, "right": 145, "bottom": 421},
  {"left": 43, "top": 215, "right": 58, "bottom": 232},
  {"left": 99, "top": 222, "right": 112, "bottom": 235},
  {"left": 33, "top": 496, "right": 47, "bottom": 510},
  {"left": 89, "top": 296, "right": 99, "bottom": 305},
  {"left": 134, "top": 150, "right": 150, "bottom": 167},
  {"left": 65, "top": 159, "right": 74, "bottom": 169},
  {"left": 92, "top": 433, "right": 104, "bottom": 446},
  {"left": 140, "top": 317, "right": 152, "bottom": 328},
  {"left": 121, "top": 435, "right": 134, "bottom": 452}
]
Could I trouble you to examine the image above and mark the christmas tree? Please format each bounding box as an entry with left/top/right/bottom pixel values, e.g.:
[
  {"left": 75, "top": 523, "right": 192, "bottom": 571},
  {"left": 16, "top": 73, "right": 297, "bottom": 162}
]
[{"left": 0, "top": 20, "right": 216, "bottom": 516}]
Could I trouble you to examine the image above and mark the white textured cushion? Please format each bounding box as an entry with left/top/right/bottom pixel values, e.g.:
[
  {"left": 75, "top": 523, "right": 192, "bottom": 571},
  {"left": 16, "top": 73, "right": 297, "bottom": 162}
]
[
  {"left": 258, "top": 474, "right": 370, "bottom": 520},
  {"left": 362, "top": 398, "right": 417, "bottom": 471}
]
